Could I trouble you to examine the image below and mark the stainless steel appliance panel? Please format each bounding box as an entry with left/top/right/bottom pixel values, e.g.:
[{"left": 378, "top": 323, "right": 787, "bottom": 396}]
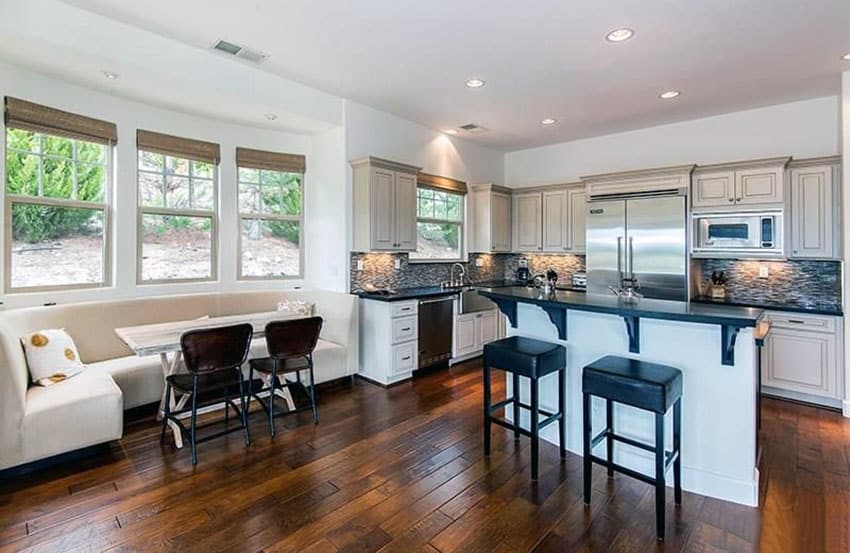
[
  {"left": 586, "top": 200, "right": 626, "bottom": 296},
  {"left": 627, "top": 196, "right": 687, "bottom": 301},
  {"left": 418, "top": 296, "right": 453, "bottom": 369}
]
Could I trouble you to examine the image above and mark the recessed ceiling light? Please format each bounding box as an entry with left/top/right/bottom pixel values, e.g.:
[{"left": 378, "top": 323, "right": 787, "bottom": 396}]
[
  {"left": 842, "top": 53, "right": 850, "bottom": 61},
  {"left": 265, "top": 113, "right": 278, "bottom": 121},
  {"left": 102, "top": 71, "right": 119, "bottom": 80},
  {"left": 466, "top": 79, "right": 486, "bottom": 88},
  {"left": 605, "top": 28, "right": 634, "bottom": 43},
  {"left": 540, "top": 118, "right": 557, "bottom": 126},
  {"left": 443, "top": 129, "right": 458, "bottom": 135},
  {"left": 658, "top": 90, "right": 681, "bottom": 100}
]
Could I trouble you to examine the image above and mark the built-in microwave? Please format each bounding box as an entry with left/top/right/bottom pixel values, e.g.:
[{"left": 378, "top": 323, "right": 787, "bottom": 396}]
[{"left": 692, "top": 211, "right": 783, "bottom": 257}]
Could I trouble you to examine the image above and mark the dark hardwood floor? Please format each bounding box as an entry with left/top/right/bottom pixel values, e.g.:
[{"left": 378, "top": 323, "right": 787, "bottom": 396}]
[{"left": 1, "top": 359, "right": 848, "bottom": 552}]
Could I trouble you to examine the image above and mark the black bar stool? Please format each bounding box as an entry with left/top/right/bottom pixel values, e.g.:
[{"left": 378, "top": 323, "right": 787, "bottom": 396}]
[
  {"left": 483, "top": 336, "right": 567, "bottom": 480},
  {"left": 582, "top": 355, "right": 682, "bottom": 541}
]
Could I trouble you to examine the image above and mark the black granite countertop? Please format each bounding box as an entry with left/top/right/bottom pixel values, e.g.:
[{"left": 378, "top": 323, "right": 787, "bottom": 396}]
[
  {"left": 478, "top": 286, "right": 763, "bottom": 327},
  {"left": 691, "top": 296, "right": 843, "bottom": 317},
  {"left": 356, "top": 280, "right": 586, "bottom": 302}
]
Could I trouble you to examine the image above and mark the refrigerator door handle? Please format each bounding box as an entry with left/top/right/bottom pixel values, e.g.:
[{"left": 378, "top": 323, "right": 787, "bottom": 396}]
[
  {"left": 616, "top": 236, "right": 623, "bottom": 286},
  {"left": 628, "top": 236, "right": 635, "bottom": 280}
]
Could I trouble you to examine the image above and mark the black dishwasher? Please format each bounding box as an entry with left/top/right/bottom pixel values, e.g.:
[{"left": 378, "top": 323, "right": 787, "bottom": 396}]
[{"left": 418, "top": 296, "right": 454, "bottom": 369}]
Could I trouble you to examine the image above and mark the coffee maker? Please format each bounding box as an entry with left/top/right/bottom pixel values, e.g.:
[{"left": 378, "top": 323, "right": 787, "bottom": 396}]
[{"left": 515, "top": 258, "right": 530, "bottom": 284}]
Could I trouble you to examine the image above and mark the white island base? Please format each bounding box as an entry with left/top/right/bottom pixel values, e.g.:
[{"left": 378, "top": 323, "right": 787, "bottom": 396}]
[{"left": 504, "top": 302, "right": 759, "bottom": 507}]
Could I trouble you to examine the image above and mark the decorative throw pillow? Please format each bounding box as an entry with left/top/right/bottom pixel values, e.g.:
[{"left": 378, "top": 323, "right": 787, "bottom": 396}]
[
  {"left": 276, "top": 300, "right": 314, "bottom": 317},
  {"left": 21, "top": 329, "right": 86, "bottom": 386}
]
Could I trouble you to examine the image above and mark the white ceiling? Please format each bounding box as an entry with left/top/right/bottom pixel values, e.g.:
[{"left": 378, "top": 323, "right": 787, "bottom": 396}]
[{"left": 40, "top": 1, "right": 850, "bottom": 149}]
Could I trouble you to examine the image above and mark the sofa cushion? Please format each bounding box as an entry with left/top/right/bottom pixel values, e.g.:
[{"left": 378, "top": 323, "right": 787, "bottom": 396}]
[
  {"left": 88, "top": 355, "right": 165, "bottom": 410},
  {"left": 23, "top": 366, "right": 123, "bottom": 463},
  {"left": 21, "top": 329, "right": 86, "bottom": 386}
]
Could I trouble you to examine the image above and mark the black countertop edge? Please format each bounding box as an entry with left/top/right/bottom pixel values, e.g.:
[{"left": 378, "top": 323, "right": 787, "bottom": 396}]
[
  {"left": 478, "top": 286, "right": 763, "bottom": 327},
  {"left": 691, "top": 296, "right": 843, "bottom": 317},
  {"left": 355, "top": 280, "right": 586, "bottom": 302}
]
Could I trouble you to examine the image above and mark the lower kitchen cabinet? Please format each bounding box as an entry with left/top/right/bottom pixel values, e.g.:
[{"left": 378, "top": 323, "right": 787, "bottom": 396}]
[
  {"left": 453, "top": 309, "right": 500, "bottom": 361},
  {"left": 359, "top": 299, "right": 419, "bottom": 386},
  {"left": 761, "top": 311, "right": 844, "bottom": 408}
]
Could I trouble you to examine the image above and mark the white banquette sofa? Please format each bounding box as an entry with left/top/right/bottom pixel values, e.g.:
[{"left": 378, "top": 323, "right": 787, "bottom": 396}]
[{"left": 0, "top": 289, "right": 358, "bottom": 471}]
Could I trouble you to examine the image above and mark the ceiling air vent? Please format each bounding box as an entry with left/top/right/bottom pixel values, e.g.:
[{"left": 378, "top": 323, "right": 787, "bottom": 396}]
[
  {"left": 459, "top": 123, "right": 487, "bottom": 133},
  {"left": 212, "top": 39, "right": 269, "bottom": 64}
]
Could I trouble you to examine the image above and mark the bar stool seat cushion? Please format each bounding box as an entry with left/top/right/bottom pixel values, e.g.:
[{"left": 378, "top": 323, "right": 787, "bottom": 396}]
[
  {"left": 166, "top": 369, "right": 243, "bottom": 394},
  {"left": 483, "top": 336, "right": 566, "bottom": 378},
  {"left": 583, "top": 356, "right": 682, "bottom": 414}
]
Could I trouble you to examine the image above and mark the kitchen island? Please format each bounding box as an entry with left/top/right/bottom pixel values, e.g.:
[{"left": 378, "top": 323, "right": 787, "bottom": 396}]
[{"left": 478, "top": 286, "right": 764, "bottom": 506}]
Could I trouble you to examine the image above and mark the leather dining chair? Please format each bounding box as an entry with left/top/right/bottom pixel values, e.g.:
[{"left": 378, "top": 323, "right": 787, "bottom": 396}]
[
  {"left": 160, "top": 323, "right": 254, "bottom": 465},
  {"left": 248, "top": 316, "right": 323, "bottom": 436}
]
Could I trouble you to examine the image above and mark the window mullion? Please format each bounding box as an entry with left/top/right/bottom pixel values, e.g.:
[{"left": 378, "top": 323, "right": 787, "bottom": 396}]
[
  {"left": 37, "top": 135, "right": 44, "bottom": 197},
  {"left": 71, "top": 141, "right": 78, "bottom": 200}
]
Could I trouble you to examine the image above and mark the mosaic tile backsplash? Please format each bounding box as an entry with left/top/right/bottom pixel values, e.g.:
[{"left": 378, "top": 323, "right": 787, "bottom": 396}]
[
  {"left": 696, "top": 259, "right": 842, "bottom": 312},
  {"left": 349, "top": 252, "right": 586, "bottom": 293}
]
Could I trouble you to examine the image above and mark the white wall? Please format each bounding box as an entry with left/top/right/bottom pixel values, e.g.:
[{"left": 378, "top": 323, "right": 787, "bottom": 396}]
[
  {"left": 0, "top": 61, "right": 326, "bottom": 308},
  {"left": 506, "top": 97, "right": 840, "bottom": 186},
  {"left": 842, "top": 71, "right": 850, "bottom": 418}
]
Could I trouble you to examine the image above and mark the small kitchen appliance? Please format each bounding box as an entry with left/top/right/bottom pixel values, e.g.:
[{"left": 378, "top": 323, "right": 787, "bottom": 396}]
[
  {"left": 692, "top": 211, "right": 783, "bottom": 257},
  {"left": 515, "top": 258, "right": 531, "bottom": 284}
]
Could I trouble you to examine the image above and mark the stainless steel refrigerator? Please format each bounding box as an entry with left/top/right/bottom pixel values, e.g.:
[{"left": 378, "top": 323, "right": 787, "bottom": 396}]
[{"left": 585, "top": 194, "right": 687, "bottom": 301}]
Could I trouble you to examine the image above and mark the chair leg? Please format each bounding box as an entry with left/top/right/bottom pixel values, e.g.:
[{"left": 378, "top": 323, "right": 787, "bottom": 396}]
[
  {"left": 269, "top": 364, "right": 277, "bottom": 437},
  {"left": 160, "top": 382, "right": 171, "bottom": 445},
  {"left": 224, "top": 384, "right": 230, "bottom": 427},
  {"left": 583, "top": 393, "right": 592, "bottom": 505},
  {"left": 512, "top": 372, "right": 521, "bottom": 440},
  {"left": 606, "top": 399, "right": 614, "bottom": 477},
  {"left": 238, "top": 369, "right": 251, "bottom": 446},
  {"left": 673, "top": 398, "right": 682, "bottom": 506},
  {"left": 530, "top": 376, "right": 539, "bottom": 481},
  {"left": 483, "top": 363, "right": 491, "bottom": 456},
  {"left": 655, "top": 412, "right": 666, "bottom": 541},
  {"left": 246, "top": 364, "right": 255, "bottom": 413},
  {"left": 558, "top": 369, "right": 566, "bottom": 459},
  {"left": 309, "top": 361, "right": 319, "bottom": 424},
  {"left": 190, "top": 377, "right": 199, "bottom": 466}
]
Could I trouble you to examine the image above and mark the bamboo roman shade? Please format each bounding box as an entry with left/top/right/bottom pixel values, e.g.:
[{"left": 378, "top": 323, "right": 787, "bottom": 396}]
[
  {"left": 236, "top": 147, "right": 306, "bottom": 174},
  {"left": 417, "top": 172, "right": 467, "bottom": 195},
  {"left": 4, "top": 97, "right": 117, "bottom": 145},
  {"left": 136, "top": 129, "right": 221, "bottom": 164}
]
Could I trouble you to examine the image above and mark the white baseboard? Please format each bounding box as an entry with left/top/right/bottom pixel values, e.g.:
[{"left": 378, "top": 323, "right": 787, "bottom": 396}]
[{"left": 843, "top": 400, "right": 850, "bottom": 418}]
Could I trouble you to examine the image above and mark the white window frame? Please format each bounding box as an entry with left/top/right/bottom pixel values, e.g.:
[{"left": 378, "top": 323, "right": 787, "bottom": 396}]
[
  {"left": 136, "top": 149, "right": 218, "bottom": 284},
  {"left": 409, "top": 186, "right": 465, "bottom": 263},
  {"left": 236, "top": 166, "right": 304, "bottom": 280},
  {"left": 4, "top": 131, "right": 113, "bottom": 293}
]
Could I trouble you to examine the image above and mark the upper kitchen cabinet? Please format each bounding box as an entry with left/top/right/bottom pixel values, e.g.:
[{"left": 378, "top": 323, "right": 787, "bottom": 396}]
[
  {"left": 351, "top": 157, "right": 421, "bottom": 252},
  {"left": 692, "top": 157, "right": 790, "bottom": 210},
  {"left": 541, "top": 184, "right": 587, "bottom": 253},
  {"left": 470, "top": 184, "right": 512, "bottom": 253},
  {"left": 788, "top": 156, "right": 841, "bottom": 259},
  {"left": 513, "top": 191, "right": 543, "bottom": 252}
]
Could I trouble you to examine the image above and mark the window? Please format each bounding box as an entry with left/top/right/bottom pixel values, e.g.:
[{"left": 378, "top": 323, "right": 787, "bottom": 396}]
[
  {"left": 409, "top": 186, "right": 464, "bottom": 261},
  {"left": 5, "top": 128, "right": 110, "bottom": 291},
  {"left": 137, "top": 148, "right": 217, "bottom": 283},
  {"left": 237, "top": 166, "right": 303, "bottom": 279}
]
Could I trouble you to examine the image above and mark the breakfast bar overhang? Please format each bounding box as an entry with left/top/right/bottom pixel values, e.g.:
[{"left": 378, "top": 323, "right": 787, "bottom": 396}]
[{"left": 478, "top": 286, "right": 765, "bottom": 507}]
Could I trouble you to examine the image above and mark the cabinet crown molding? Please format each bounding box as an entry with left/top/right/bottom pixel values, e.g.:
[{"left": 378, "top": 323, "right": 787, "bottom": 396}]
[
  {"left": 507, "top": 181, "right": 583, "bottom": 194},
  {"left": 471, "top": 183, "right": 512, "bottom": 194},
  {"left": 349, "top": 156, "right": 422, "bottom": 173},
  {"left": 693, "top": 156, "right": 791, "bottom": 173},
  {"left": 787, "top": 155, "right": 841, "bottom": 168}
]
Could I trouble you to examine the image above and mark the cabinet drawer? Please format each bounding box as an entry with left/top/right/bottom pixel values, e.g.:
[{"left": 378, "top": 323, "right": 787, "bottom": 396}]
[
  {"left": 392, "top": 301, "right": 418, "bottom": 318},
  {"left": 767, "top": 312, "right": 837, "bottom": 334},
  {"left": 392, "top": 342, "right": 416, "bottom": 375},
  {"left": 392, "top": 315, "right": 418, "bottom": 344}
]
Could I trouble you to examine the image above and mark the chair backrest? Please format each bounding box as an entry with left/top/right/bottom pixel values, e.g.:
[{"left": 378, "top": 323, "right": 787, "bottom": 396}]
[
  {"left": 265, "top": 316, "right": 323, "bottom": 360},
  {"left": 180, "top": 323, "right": 254, "bottom": 375}
]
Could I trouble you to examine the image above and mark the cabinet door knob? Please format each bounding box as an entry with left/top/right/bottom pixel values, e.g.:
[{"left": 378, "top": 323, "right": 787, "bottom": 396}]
[
  {"left": 728, "top": 198, "right": 734, "bottom": 203},
  {"left": 735, "top": 198, "right": 742, "bottom": 202}
]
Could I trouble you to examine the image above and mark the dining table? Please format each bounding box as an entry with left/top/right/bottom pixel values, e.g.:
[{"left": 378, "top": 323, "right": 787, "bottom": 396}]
[{"left": 115, "top": 310, "right": 293, "bottom": 448}]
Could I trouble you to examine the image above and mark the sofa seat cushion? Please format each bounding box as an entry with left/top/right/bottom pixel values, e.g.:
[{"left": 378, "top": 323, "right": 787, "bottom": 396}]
[
  {"left": 249, "top": 337, "right": 346, "bottom": 383},
  {"left": 88, "top": 355, "right": 165, "bottom": 410},
  {"left": 23, "top": 366, "right": 123, "bottom": 463}
]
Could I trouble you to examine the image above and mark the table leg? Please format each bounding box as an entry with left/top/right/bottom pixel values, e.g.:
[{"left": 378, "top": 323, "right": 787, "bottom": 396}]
[{"left": 158, "top": 351, "right": 185, "bottom": 449}]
